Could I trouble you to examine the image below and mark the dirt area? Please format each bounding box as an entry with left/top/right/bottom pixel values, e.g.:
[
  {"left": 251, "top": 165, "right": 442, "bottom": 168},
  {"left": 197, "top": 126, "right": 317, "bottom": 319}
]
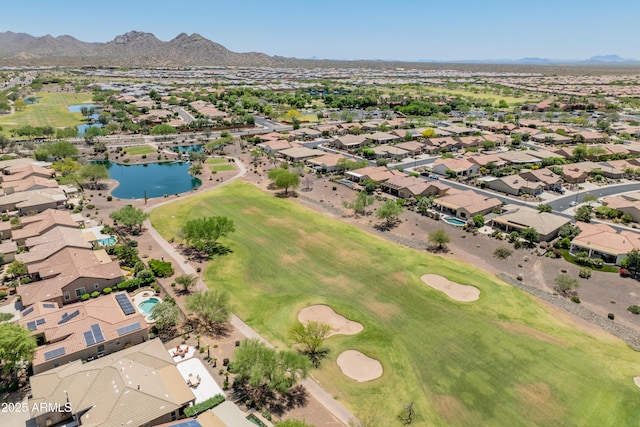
[
  {"left": 298, "top": 305, "right": 363, "bottom": 337},
  {"left": 420, "top": 274, "right": 481, "bottom": 302},
  {"left": 336, "top": 350, "right": 383, "bottom": 382}
]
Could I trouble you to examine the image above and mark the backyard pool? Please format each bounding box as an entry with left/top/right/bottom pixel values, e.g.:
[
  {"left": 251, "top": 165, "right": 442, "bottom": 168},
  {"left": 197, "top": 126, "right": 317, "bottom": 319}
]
[
  {"left": 97, "top": 236, "right": 116, "bottom": 246},
  {"left": 443, "top": 216, "right": 466, "bottom": 226}
]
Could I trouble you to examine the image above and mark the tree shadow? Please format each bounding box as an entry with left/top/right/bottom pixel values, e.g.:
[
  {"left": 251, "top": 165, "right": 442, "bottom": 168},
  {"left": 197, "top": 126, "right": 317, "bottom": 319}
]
[
  {"left": 232, "top": 382, "right": 308, "bottom": 417},
  {"left": 374, "top": 217, "right": 401, "bottom": 231}
]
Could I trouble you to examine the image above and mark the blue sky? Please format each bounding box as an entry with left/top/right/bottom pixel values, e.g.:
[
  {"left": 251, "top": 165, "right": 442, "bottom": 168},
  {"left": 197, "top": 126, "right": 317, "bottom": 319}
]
[{"left": 2, "top": 0, "right": 638, "bottom": 61}]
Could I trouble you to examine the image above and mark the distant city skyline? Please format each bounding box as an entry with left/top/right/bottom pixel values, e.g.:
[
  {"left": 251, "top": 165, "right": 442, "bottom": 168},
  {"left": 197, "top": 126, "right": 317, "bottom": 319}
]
[{"left": 2, "top": 0, "right": 638, "bottom": 62}]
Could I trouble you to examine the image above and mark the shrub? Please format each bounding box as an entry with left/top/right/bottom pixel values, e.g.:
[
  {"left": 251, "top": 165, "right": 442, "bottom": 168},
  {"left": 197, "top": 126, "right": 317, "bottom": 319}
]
[
  {"left": 90, "top": 291, "right": 100, "bottom": 298},
  {"left": 183, "top": 394, "right": 225, "bottom": 417},
  {"left": 571, "top": 296, "right": 581, "bottom": 303},
  {"left": 620, "top": 268, "right": 631, "bottom": 277},
  {"left": 332, "top": 186, "right": 337, "bottom": 191},
  {"left": 608, "top": 313, "right": 615, "bottom": 320},
  {"left": 493, "top": 246, "right": 512, "bottom": 259},
  {"left": 81, "top": 293, "right": 90, "bottom": 301},
  {"left": 628, "top": 305, "right": 640, "bottom": 315},
  {"left": 0, "top": 290, "right": 8, "bottom": 299},
  {"left": 86, "top": 204, "right": 95, "bottom": 209},
  {"left": 148, "top": 259, "right": 174, "bottom": 278},
  {"left": 513, "top": 240, "right": 522, "bottom": 249},
  {"left": 106, "top": 195, "right": 113, "bottom": 201},
  {"left": 102, "top": 287, "right": 112, "bottom": 294},
  {"left": 552, "top": 248, "right": 562, "bottom": 258},
  {"left": 223, "top": 358, "right": 229, "bottom": 366},
  {"left": 591, "top": 258, "right": 604, "bottom": 269},
  {"left": 516, "top": 275, "right": 522, "bottom": 281},
  {"left": 123, "top": 158, "right": 130, "bottom": 163},
  {"left": 578, "top": 268, "right": 592, "bottom": 279}
]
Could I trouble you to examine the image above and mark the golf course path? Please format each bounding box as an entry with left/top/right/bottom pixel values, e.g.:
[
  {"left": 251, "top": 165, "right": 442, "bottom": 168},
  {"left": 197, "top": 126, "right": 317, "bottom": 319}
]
[{"left": 143, "top": 158, "right": 359, "bottom": 427}]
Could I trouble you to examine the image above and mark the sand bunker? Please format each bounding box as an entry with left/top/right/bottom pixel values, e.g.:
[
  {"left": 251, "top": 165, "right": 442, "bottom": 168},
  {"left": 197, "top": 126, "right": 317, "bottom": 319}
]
[
  {"left": 421, "top": 274, "right": 480, "bottom": 302},
  {"left": 337, "top": 350, "right": 383, "bottom": 382},
  {"left": 298, "top": 305, "right": 363, "bottom": 337},
  {"left": 634, "top": 377, "right": 640, "bottom": 388}
]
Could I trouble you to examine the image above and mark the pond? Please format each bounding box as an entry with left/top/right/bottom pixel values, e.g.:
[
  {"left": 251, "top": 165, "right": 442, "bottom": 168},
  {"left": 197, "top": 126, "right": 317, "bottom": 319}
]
[
  {"left": 68, "top": 103, "right": 102, "bottom": 136},
  {"left": 171, "top": 144, "right": 203, "bottom": 153},
  {"left": 97, "top": 161, "right": 202, "bottom": 199}
]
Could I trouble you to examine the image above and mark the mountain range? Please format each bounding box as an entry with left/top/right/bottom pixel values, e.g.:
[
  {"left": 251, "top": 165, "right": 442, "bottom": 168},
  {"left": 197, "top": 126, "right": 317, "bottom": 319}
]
[
  {"left": 0, "top": 31, "right": 282, "bottom": 67},
  {"left": 0, "top": 31, "right": 637, "bottom": 67}
]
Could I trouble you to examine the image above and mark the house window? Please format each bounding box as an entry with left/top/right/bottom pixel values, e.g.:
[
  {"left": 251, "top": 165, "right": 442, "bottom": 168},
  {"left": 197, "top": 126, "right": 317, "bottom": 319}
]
[
  {"left": 94, "top": 283, "right": 100, "bottom": 290},
  {"left": 64, "top": 292, "right": 70, "bottom": 301},
  {"left": 97, "top": 345, "right": 105, "bottom": 353},
  {"left": 75, "top": 287, "right": 86, "bottom": 297}
]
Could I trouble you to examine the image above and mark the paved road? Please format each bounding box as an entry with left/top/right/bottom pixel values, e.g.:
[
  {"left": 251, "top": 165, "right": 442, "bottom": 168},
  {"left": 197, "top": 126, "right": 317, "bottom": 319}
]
[
  {"left": 547, "top": 182, "right": 640, "bottom": 211},
  {"left": 142, "top": 158, "right": 358, "bottom": 426}
]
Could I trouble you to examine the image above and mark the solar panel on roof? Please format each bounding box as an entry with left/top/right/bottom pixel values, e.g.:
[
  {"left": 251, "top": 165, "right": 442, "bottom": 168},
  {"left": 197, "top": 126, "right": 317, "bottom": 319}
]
[
  {"left": 26, "top": 321, "right": 37, "bottom": 331},
  {"left": 84, "top": 331, "right": 95, "bottom": 346},
  {"left": 36, "top": 318, "right": 45, "bottom": 325},
  {"left": 58, "top": 310, "right": 80, "bottom": 325},
  {"left": 43, "top": 347, "right": 66, "bottom": 361},
  {"left": 116, "top": 322, "right": 142, "bottom": 336},
  {"left": 43, "top": 303, "right": 56, "bottom": 309},
  {"left": 91, "top": 323, "right": 105, "bottom": 343},
  {"left": 22, "top": 307, "right": 34, "bottom": 316},
  {"left": 115, "top": 294, "right": 136, "bottom": 315}
]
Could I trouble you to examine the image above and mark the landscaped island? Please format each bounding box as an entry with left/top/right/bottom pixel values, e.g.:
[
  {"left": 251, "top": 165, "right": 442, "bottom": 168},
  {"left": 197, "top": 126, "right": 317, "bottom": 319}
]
[{"left": 151, "top": 180, "right": 640, "bottom": 426}]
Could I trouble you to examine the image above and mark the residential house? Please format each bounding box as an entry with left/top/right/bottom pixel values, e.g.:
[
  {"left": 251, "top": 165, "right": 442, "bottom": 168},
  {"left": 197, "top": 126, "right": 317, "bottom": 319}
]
[
  {"left": 331, "top": 134, "right": 369, "bottom": 150},
  {"left": 519, "top": 168, "right": 563, "bottom": 191},
  {"left": 346, "top": 166, "right": 398, "bottom": 183},
  {"left": 602, "top": 193, "right": 640, "bottom": 223},
  {"left": 306, "top": 153, "right": 348, "bottom": 173},
  {"left": 394, "top": 141, "right": 425, "bottom": 156},
  {"left": 483, "top": 175, "right": 543, "bottom": 196},
  {"left": 371, "top": 145, "right": 410, "bottom": 160},
  {"left": 490, "top": 206, "right": 570, "bottom": 241},
  {"left": 424, "top": 137, "right": 459, "bottom": 153},
  {"left": 380, "top": 175, "right": 449, "bottom": 199},
  {"left": 11, "top": 209, "right": 81, "bottom": 246},
  {"left": 257, "top": 139, "right": 292, "bottom": 154},
  {"left": 495, "top": 151, "right": 542, "bottom": 165},
  {"left": 278, "top": 146, "right": 320, "bottom": 162},
  {"left": 0, "top": 188, "right": 67, "bottom": 215},
  {"left": 530, "top": 133, "right": 573, "bottom": 144},
  {"left": 561, "top": 165, "right": 589, "bottom": 183},
  {"left": 17, "top": 247, "right": 123, "bottom": 306},
  {"left": 18, "top": 292, "right": 148, "bottom": 374},
  {"left": 27, "top": 339, "right": 195, "bottom": 427},
  {"left": 466, "top": 153, "right": 507, "bottom": 170},
  {"left": 431, "top": 158, "right": 479, "bottom": 177},
  {"left": 366, "top": 131, "right": 401, "bottom": 144},
  {"left": 433, "top": 189, "right": 502, "bottom": 219},
  {"left": 570, "top": 221, "right": 640, "bottom": 265}
]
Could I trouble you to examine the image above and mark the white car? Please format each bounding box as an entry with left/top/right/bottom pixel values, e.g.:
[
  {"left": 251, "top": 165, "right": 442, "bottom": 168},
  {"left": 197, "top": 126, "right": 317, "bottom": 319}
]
[{"left": 569, "top": 201, "right": 578, "bottom": 207}]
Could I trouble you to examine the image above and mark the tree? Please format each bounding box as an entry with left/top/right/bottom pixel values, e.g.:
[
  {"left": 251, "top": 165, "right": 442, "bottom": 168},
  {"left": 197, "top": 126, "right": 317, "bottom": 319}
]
[
  {"left": 421, "top": 128, "right": 436, "bottom": 138},
  {"left": 175, "top": 274, "right": 198, "bottom": 294},
  {"left": 110, "top": 204, "right": 149, "bottom": 233},
  {"left": 151, "top": 300, "right": 181, "bottom": 333},
  {"left": 572, "top": 144, "right": 587, "bottom": 162},
  {"left": 554, "top": 275, "right": 579, "bottom": 297},
  {"left": 181, "top": 216, "right": 235, "bottom": 257},
  {"left": 558, "top": 223, "right": 581, "bottom": 240},
  {"left": 520, "top": 227, "right": 539, "bottom": 246},
  {"left": 574, "top": 206, "right": 592, "bottom": 223},
  {"left": 268, "top": 168, "right": 300, "bottom": 196},
  {"left": 0, "top": 323, "right": 36, "bottom": 378},
  {"left": 186, "top": 290, "right": 231, "bottom": 334},
  {"left": 150, "top": 123, "right": 177, "bottom": 136},
  {"left": 289, "top": 321, "right": 331, "bottom": 367},
  {"left": 78, "top": 163, "right": 109, "bottom": 188},
  {"left": 230, "top": 338, "right": 310, "bottom": 395},
  {"left": 53, "top": 158, "right": 81, "bottom": 176},
  {"left": 375, "top": 200, "right": 403, "bottom": 228},
  {"left": 625, "top": 249, "right": 640, "bottom": 278},
  {"left": 428, "top": 229, "right": 450, "bottom": 251},
  {"left": 343, "top": 191, "right": 374, "bottom": 216},
  {"left": 6, "top": 260, "right": 27, "bottom": 280},
  {"left": 43, "top": 141, "right": 78, "bottom": 159},
  {"left": 537, "top": 204, "right": 553, "bottom": 213},
  {"left": 472, "top": 214, "right": 485, "bottom": 228},
  {"left": 84, "top": 126, "right": 105, "bottom": 144}
]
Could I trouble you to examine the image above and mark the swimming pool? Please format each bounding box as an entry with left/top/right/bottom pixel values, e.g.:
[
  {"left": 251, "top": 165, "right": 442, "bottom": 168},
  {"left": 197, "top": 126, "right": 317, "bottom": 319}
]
[
  {"left": 97, "top": 236, "right": 116, "bottom": 246},
  {"left": 443, "top": 216, "right": 466, "bottom": 226},
  {"left": 138, "top": 297, "right": 160, "bottom": 318}
]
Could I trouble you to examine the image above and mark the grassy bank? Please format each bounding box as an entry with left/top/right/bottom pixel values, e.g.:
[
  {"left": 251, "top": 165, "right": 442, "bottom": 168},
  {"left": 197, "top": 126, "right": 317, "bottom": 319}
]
[{"left": 151, "top": 181, "right": 640, "bottom": 426}]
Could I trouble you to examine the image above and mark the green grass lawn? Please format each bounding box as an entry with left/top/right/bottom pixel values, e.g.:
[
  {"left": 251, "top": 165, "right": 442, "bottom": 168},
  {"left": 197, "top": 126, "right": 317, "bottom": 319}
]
[
  {"left": 424, "top": 87, "right": 538, "bottom": 106},
  {"left": 206, "top": 157, "right": 228, "bottom": 164},
  {"left": 209, "top": 164, "right": 235, "bottom": 172},
  {"left": 0, "top": 92, "right": 93, "bottom": 135},
  {"left": 559, "top": 249, "right": 620, "bottom": 273},
  {"left": 124, "top": 145, "right": 157, "bottom": 156},
  {"left": 151, "top": 181, "right": 640, "bottom": 426}
]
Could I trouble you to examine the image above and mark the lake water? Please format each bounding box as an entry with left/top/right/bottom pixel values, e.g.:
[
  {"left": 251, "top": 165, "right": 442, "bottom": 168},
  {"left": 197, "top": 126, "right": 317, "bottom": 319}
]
[
  {"left": 68, "top": 104, "right": 102, "bottom": 136},
  {"left": 98, "top": 161, "right": 202, "bottom": 199},
  {"left": 171, "top": 144, "right": 204, "bottom": 153}
]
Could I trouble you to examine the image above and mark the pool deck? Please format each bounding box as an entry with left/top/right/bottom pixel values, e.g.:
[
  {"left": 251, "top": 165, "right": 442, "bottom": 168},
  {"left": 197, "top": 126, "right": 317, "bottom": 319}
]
[{"left": 173, "top": 355, "right": 225, "bottom": 403}]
